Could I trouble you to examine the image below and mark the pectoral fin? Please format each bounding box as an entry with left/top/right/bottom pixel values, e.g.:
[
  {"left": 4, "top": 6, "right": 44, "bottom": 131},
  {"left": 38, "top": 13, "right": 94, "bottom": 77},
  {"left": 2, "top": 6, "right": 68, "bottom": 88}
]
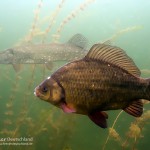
[
  {"left": 88, "top": 111, "right": 108, "bottom": 128},
  {"left": 123, "top": 100, "right": 143, "bottom": 117},
  {"left": 60, "top": 102, "right": 76, "bottom": 113}
]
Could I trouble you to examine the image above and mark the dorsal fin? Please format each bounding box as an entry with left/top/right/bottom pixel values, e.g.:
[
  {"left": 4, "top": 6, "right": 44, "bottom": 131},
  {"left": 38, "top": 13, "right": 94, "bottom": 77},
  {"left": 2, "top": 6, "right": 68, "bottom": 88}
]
[
  {"left": 67, "top": 34, "right": 88, "bottom": 49},
  {"left": 84, "top": 44, "right": 141, "bottom": 76}
]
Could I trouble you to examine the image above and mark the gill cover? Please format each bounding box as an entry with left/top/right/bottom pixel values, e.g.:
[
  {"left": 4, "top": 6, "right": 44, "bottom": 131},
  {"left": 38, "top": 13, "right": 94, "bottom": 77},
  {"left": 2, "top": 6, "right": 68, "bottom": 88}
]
[
  {"left": 45, "top": 77, "right": 65, "bottom": 105},
  {"left": 50, "top": 78, "right": 64, "bottom": 102}
]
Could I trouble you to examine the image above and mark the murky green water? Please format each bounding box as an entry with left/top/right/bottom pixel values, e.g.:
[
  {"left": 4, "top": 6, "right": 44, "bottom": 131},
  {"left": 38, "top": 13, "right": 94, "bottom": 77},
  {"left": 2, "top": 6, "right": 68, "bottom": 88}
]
[{"left": 0, "top": 0, "right": 150, "bottom": 150}]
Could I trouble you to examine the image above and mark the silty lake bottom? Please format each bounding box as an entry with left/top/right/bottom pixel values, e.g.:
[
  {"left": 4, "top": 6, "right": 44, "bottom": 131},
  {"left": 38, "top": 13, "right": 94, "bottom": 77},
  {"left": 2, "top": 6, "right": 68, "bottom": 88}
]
[{"left": 0, "top": 0, "right": 150, "bottom": 150}]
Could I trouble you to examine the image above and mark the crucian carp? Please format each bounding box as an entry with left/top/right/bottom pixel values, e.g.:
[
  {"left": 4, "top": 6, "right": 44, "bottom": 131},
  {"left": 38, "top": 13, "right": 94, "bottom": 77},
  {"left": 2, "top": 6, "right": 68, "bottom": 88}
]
[{"left": 34, "top": 43, "right": 150, "bottom": 128}]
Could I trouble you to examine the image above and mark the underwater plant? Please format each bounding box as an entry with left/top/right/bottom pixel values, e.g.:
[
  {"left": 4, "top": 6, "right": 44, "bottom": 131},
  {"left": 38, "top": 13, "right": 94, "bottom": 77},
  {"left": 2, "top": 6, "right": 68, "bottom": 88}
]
[
  {"left": 54, "top": 0, "right": 95, "bottom": 42},
  {"left": 42, "top": 0, "right": 66, "bottom": 43},
  {"left": 102, "top": 104, "right": 150, "bottom": 150},
  {"left": 102, "top": 26, "right": 142, "bottom": 43},
  {"left": 1, "top": 1, "right": 150, "bottom": 150},
  {"left": 27, "top": 0, "right": 43, "bottom": 42}
]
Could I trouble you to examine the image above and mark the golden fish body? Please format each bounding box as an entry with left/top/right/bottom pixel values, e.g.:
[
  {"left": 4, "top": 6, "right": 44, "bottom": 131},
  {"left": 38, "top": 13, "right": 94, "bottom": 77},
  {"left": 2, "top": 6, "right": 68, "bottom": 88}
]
[{"left": 34, "top": 43, "right": 150, "bottom": 128}]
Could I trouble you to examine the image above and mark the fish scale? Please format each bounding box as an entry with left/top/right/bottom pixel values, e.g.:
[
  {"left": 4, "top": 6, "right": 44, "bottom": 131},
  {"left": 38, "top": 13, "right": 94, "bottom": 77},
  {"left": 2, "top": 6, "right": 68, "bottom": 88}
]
[{"left": 53, "top": 60, "right": 143, "bottom": 110}]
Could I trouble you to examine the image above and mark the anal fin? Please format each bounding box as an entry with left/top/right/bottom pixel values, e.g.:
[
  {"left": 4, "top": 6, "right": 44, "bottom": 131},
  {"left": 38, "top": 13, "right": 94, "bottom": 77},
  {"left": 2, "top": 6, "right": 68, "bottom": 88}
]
[
  {"left": 88, "top": 111, "right": 108, "bottom": 128},
  {"left": 123, "top": 100, "right": 143, "bottom": 117}
]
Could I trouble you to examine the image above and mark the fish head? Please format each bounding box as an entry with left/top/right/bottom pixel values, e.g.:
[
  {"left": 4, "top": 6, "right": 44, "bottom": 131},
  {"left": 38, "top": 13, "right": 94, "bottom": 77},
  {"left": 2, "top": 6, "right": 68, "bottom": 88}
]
[
  {"left": 0, "top": 48, "right": 14, "bottom": 63},
  {"left": 34, "top": 77, "right": 64, "bottom": 106}
]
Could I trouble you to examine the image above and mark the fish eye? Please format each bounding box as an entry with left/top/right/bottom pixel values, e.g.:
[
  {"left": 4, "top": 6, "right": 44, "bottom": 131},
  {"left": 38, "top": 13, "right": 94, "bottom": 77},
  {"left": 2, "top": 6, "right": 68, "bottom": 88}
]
[{"left": 42, "top": 86, "right": 48, "bottom": 93}]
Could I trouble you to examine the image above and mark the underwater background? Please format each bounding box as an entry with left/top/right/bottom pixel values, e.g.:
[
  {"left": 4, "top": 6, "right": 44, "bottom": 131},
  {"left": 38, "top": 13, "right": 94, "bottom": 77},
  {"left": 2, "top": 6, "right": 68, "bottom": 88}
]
[{"left": 0, "top": 0, "right": 150, "bottom": 150}]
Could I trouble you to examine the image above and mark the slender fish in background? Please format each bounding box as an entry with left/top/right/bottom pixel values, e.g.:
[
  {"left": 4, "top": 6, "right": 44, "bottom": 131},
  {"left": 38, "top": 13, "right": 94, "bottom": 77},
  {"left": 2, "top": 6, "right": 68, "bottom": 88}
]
[
  {"left": 34, "top": 43, "right": 150, "bottom": 128},
  {"left": 0, "top": 34, "right": 88, "bottom": 72}
]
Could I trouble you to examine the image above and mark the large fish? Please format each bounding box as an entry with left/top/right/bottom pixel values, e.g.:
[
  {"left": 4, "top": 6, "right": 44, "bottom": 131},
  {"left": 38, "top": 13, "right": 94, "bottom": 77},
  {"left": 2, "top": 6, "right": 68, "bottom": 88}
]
[
  {"left": 0, "top": 34, "right": 88, "bottom": 71},
  {"left": 34, "top": 43, "right": 150, "bottom": 128}
]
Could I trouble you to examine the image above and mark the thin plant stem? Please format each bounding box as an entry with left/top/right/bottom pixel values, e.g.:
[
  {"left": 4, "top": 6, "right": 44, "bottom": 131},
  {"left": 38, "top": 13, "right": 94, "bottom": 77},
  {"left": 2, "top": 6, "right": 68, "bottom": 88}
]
[{"left": 102, "top": 110, "right": 123, "bottom": 150}]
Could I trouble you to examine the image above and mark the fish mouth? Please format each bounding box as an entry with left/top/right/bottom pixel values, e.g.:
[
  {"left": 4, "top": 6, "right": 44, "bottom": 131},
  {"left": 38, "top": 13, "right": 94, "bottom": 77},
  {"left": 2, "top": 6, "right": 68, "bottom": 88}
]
[
  {"left": 34, "top": 87, "right": 42, "bottom": 98},
  {"left": 34, "top": 87, "right": 49, "bottom": 101}
]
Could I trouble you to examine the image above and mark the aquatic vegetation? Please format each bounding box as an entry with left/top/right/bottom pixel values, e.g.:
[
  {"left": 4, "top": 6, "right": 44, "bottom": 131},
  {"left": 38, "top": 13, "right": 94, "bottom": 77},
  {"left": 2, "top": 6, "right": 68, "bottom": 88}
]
[
  {"left": 102, "top": 25, "right": 142, "bottom": 43},
  {"left": 0, "top": 1, "right": 150, "bottom": 150},
  {"left": 121, "top": 110, "right": 150, "bottom": 150},
  {"left": 54, "top": 0, "right": 95, "bottom": 42},
  {"left": 27, "top": 0, "right": 43, "bottom": 42},
  {"left": 0, "top": 64, "right": 76, "bottom": 150},
  {"left": 19, "top": 0, "right": 95, "bottom": 44},
  {"left": 42, "top": 0, "right": 66, "bottom": 43},
  {"left": 102, "top": 107, "right": 150, "bottom": 150},
  {"left": 102, "top": 110, "right": 123, "bottom": 150},
  {"left": 109, "top": 128, "right": 121, "bottom": 142}
]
